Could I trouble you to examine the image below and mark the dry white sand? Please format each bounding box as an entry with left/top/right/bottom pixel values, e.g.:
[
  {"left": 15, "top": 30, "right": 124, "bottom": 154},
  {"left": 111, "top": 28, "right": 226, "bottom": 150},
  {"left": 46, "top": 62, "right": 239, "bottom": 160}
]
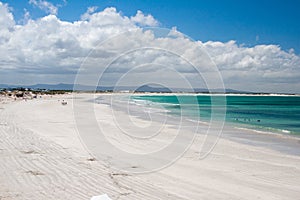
[{"left": 0, "top": 93, "right": 300, "bottom": 199}]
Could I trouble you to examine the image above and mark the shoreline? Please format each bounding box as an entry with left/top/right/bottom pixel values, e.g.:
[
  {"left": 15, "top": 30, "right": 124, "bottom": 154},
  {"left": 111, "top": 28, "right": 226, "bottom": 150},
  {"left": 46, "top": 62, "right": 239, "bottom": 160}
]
[
  {"left": 102, "top": 94, "right": 300, "bottom": 156},
  {"left": 113, "top": 92, "right": 300, "bottom": 97}
]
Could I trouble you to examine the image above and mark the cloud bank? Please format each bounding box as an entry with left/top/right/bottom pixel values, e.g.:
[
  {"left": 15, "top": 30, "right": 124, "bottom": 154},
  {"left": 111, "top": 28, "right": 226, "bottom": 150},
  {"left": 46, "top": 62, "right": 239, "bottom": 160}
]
[{"left": 0, "top": 1, "right": 299, "bottom": 93}]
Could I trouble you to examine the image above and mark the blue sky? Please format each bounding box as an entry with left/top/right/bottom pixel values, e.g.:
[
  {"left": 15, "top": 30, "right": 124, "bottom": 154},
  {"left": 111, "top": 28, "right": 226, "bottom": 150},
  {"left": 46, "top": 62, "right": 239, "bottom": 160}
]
[{"left": 3, "top": 0, "right": 300, "bottom": 53}]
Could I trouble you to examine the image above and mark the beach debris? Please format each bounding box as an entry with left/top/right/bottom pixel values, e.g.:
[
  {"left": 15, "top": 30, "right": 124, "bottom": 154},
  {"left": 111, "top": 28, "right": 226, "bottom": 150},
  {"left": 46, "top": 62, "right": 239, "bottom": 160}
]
[
  {"left": 61, "top": 100, "right": 67, "bottom": 105},
  {"left": 110, "top": 172, "right": 129, "bottom": 176},
  {"left": 25, "top": 170, "right": 44, "bottom": 176},
  {"left": 20, "top": 150, "right": 38, "bottom": 154},
  {"left": 90, "top": 194, "right": 112, "bottom": 200},
  {"left": 87, "top": 157, "right": 97, "bottom": 161}
]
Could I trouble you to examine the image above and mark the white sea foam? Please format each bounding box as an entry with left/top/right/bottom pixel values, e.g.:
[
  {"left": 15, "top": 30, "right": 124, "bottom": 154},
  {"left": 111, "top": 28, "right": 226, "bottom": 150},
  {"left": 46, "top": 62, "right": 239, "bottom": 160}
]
[
  {"left": 234, "top": 126, "right": 298, "bottom": 140},
  {"left": 282, "top": 129, "right": 291, "bottom": 134}
]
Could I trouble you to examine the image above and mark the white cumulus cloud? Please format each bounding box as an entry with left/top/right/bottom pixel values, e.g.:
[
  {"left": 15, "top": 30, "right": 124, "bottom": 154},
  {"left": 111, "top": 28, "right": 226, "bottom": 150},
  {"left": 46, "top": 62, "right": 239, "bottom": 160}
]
[
  {"left": 202, "top": 40, "right": 300, "bottom": 91},
  {"left": 0, "top": 2, "right": 15, "bottom": 43},
  {"left": 29, "top": 0, "right": 58, "bottom": 15},
  {"left": 130, "top": 10, "right": 159, "bottom": 26},
  {"left": 80, "top": 6, "right": 98, "bottom": 21}
]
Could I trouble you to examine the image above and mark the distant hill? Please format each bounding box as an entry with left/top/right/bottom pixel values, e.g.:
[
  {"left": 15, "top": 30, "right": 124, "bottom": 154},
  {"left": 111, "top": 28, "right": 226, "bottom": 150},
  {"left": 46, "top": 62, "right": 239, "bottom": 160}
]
[
  {"left": 0, "top": 83, "right": 91, "bottom": 91},
  {"left": 30, "top": 83, "right": 75, "bottom": 90},
  {"left": 0, "top": 83, "right": 253, "bottom": 94},
  {"left": 0, "top": 84, "right": 13, "bottom": 88}
]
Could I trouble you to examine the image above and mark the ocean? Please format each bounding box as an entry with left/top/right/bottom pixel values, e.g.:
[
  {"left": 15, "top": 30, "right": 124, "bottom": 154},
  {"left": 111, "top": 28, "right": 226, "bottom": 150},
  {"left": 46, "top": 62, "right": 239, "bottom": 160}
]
[{"left": 131, "top": 95, "right": 300, "bottom": 135}]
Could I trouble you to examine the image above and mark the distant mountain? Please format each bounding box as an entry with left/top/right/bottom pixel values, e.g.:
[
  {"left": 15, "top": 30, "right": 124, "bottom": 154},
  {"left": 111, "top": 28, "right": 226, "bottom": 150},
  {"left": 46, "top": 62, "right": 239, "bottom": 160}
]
[
  {"left": 134, "top": 86, "right": 251, "bottom": 93},
  {"left": 0, "top": 83, "right": 253, "bottom": 94},
  {"left": 0, "top": 83, "right": 92, "bottom": 91},
  {"left": 29, "top": 83, "right": 75, "bottom": 90},
  {"left": 0, "top": 84, "right": 9, "bottom": 88},
  {"left": 134, "top": 85, "right": 172, "bottom": 93}
]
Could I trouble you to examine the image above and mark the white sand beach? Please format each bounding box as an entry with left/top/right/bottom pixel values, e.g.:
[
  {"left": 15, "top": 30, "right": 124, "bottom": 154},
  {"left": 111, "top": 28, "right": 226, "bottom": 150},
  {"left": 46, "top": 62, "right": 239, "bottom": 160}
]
[{"left": 1, "top": 93, "right": 300, "bottom": 200}]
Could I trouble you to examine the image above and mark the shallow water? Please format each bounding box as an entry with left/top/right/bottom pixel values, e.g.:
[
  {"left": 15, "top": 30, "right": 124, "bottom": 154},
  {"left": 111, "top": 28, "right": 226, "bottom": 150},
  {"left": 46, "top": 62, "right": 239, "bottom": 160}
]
[{"left": 132, "top": 95, "right": 300, "bottom": 135}]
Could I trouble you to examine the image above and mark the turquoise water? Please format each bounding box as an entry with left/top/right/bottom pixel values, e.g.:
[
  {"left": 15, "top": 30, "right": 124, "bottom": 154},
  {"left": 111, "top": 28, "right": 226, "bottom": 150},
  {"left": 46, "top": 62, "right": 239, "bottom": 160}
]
[{"left": 132, "top": 95, "right": 300, "bottom": 135}]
